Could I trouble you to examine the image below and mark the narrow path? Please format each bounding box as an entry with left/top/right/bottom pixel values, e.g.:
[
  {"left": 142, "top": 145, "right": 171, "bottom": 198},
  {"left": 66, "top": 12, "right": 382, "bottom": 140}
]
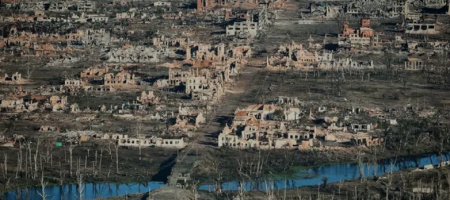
[{"left": 167, "top": 66, "right": 269, "bottom": 186}]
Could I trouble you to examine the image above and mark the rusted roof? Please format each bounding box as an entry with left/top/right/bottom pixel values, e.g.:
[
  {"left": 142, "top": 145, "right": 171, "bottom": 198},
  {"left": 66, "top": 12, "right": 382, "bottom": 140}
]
[
  {"left": 235, "top": 110, "right": 248, "bottom": 117},
  {"left": 122, "top": 44, "right": 132, "bottom": 49},
  {"left": 42, "top": 44, "right": 55, "bottom": 51},
  {"left": 246, "top": 104, "right": 263, "bottom": 110}
]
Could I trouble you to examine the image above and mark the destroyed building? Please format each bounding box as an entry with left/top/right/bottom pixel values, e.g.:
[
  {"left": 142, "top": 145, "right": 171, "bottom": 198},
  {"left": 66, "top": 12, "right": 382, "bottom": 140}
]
[
  {"left": 137, "top": 91, "right": 160, "bottom": 104},
  {"left": 104, "top": 72, "right": 137, "bottom": 87},
  {"left": 103, "top": 45, "right": 168, "bottom": 63},
  {"left": 218, "top": 103, "right": 387, "bottom": 150},
  {"left": 2, "top": 72, "right": 24, "bottom": 83},
  {"left": 267, "top": 41, "right": 328, "bottom": 71},
  {"left": 338, "top": 19, "right": 380, "bottom": 48},
  {"left": 80, "top": 66, "right": 109, "bottom": 78},
  {"left": 49, "top": 95, "right": 68, "bottom": 112},
  {"left": 118, "top": 136, "right": 186, "bottom": 149},
  {"left": 196, "top": 0, "right": 287, "bottom": 10},
  {"left": 405, "top": 23, "right": 439, "bottom": 35},
  {"left": 159, "top": 68, "right": 226, "bottom": 102},
  {"left": 226, "top": 21, "right": 258, "bottom": 38}
]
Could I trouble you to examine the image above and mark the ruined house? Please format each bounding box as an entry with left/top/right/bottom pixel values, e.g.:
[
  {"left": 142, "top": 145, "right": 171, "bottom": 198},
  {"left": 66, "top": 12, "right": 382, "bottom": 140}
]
[
  {"left": 405, "top": 57, "right": 425, "bottom": 70},
  {"left": 226, "top": 21, "right": 258, "bottom": 38},
  {"left": 77, "top": 0, "right": 96, "bottom": 11},
  {"left": 218, "top": 119, "right": 319, "bottom": 150},
  {"left": 171, "top": 110, "right": 206, "bottom": 131},
  {"left": 185, "top": 70, "right": 226, "bottom": 101},
  {"left": 161, "top": 68, "right": 226, "bottom": 101},
  {"left": 48, "top": 1, "right": 69, "bottom": 12},
  {"left": 116, "top": 10, "right": 135, "bottom": 19},
  {"left": 118, "top": 136, "right": 186, "bottom": 149},
  {"left": 277, "top": 96, "right": 302, "bottom": 106},
  {"left": 103, "top": 45, "right": 167, "bottom": 63},
  {"left": 83, "top": 85, "right": 116, "bottom": 93},
  {"left": 137, "top": 91, "right": 159, "bottom": 104},
  {"left": 70, "top": 103, "right": 80, "bottom": 113},
  {"left": 218, "top": 102, "right": 388, "bottom": 150},
  {"left": 49, "top": 96, "right": 68, "bottom": 112},
  {"left": 154, "top": 1, "right": 171, "bottom": 7},
  {"left": 405, "top": 23, "right": 439, "bottom": 35},
  {"left": 2, "top": 72, "right": 24, "bottom": 83},
  {"left": 152, "top": 35, "right": 191, "bottom": 48},
  {"left": 319, "top": 57, "right": 374, "bottom": 70},
  {"left": 155, "top": 137, "right": 186, "bottom": 148},
  {"left": 64, "top": 79, "right": 84, "bottom": 87},
  {"left": 196, "top": 0, "right": 287, "bottom": 10},
  {"left": 351, "top": 134, "right": 383, "bottom": 147},
  {"left": 1, "top": 97, "right": 24, "bottom": 110},
  {"left": 80, "top": 66, "right": 109, "bottom": 78},
  {"left": 39, "top": 125, "right": 60, "bottom": 132},
  {"left": 338, "top": 19, "right": 380, "bottom": 48},
  {"left": 104, "top": 72, "right": 136, "bottom": 86},
  {"left": 267, "top": 41, "right": 322, "bottom": 70},
  {"left": 309, "top": 2, "right": 343, "bottom": 19}
]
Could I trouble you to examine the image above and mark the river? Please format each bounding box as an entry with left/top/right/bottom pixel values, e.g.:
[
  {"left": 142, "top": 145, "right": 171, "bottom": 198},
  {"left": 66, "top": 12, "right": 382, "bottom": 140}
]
[{"left": 4, "top": 152, "right": 450, "bottom": 200}]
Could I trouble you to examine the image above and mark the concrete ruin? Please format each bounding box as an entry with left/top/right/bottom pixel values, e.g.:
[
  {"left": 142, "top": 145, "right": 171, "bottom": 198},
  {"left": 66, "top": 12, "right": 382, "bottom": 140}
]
[
  {"left": 218, "top": 103, "right": 387, "bottom": 150},
  {"left": 405, "top": 23, "right": 439, "bottom": 35},
  {"left": 2, "top": 72, "right": 25, "bottom": 84},
  {"left": 103, "top": 45, "right": 171, "bottom": 63},
  {"left": 137, "top": 91, "right": 160, "bottom": 104},
  {"left": 104, "top": 72, "right": 137, "bottom": 87}
]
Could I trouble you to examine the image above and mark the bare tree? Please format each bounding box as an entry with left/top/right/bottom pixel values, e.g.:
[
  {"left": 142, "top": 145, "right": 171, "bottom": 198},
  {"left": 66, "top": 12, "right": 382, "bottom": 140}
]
[
  {"left": 237, "top": 181, "right": 246, "bottom": 200},
  {"left": 190, "top": 180, "right": 200, "bottom": 200},
  {"left": 76, "top": 160, "right": 84, "bottom": 200},
  {"left": 26, "top": 64, "right": 36, "bottom": 79},
  {"left": 59, "top": 161, "right": 65, "bottom": 185},
  {"left": 37, "top": 171, "right": 48, "bottom": 200},
  {"left": 115, "top": 142, "right": 119, "bottom": 174},
  {"left": 264, "top": 180, "right": 275, "bottom": 200},
  {"left": 3, "top": 153, "right": 7, "bottom": 179},
  {"left": 134, "top": 122, "right": 144, "bottom": 161},
  {"left": 33, "top": 139, "right": 41, "bottom": 180},
  {"left": 385, "top": 157, "right": 397, "bottom": 200},
  {"left": 357, "top": 148, "right": 365, "bottom": 182},
  {"left": 69, "top": 144, "right": 75, "bottom": 177},
  {"left": 18, "top": 142, "right": 23, "bottom": 171},
  {"left": 15, "top": 152, "right": 19, "bottom": 179},
  {"left": 99, "top": 148, "right": 103, "bottom": 176}
]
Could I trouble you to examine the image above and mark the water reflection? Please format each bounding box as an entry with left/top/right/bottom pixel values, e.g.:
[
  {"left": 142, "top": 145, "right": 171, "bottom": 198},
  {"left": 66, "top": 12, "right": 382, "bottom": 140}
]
[
  {"left": 4, "top": 152, "right": 450, "bottom": 199},
  {"left": 199, "top": 152, "right": 450, "bottom": 191},
  {"left": 4, "top": 181, "right": 165, "bottom": 200}
]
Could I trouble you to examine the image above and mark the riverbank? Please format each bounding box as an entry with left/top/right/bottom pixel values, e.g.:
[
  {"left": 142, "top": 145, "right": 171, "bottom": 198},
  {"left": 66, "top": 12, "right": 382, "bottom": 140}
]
[
  {"left": 5, "top": 148, "right": 449, "bottom": 200},
  {"left": 246, "top": 164, "right": 450, "bottom": 200},
  {"left": 193, "top": 142, "right": 450, "bottom": 185},
  {"left": 0, "top": 141, "right": 177, "bottom": 195},
  {"left": 98, "top": 165, "right": 450, "bottom": 200}
]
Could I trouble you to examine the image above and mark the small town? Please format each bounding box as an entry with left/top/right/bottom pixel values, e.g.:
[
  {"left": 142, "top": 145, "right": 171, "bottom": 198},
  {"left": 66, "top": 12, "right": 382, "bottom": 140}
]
[{"left": 2, "top": 0, "right": 450, "bottom": 199}]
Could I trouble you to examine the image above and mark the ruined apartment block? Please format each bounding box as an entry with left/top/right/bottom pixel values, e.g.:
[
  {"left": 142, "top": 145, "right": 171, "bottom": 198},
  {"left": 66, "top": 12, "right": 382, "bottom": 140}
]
[
  {"left": 405, "top": 24, "right": 439, "bottom": 35},
  {"left": 226, "top": 21, "right": 258, "bottom": 38}
]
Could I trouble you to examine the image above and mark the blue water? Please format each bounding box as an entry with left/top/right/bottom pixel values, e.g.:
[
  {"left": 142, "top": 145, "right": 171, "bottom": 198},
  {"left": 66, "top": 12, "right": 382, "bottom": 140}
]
[
  {"left": 4, "top": 152, "right": 450, "bottom": 199},
  {"left": 4, "top": 181, "right": 165, "bottom": 200},
  {"left": 198, "top": 152, "right": 450, "bottom": 191}
]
